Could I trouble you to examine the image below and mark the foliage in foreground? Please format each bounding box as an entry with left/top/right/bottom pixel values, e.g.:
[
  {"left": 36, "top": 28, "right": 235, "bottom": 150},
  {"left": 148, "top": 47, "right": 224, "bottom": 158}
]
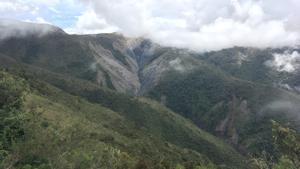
[
  {"left": 0, "top": 71, "right": 28, "bottom": 167},
  {"left": 250, "top": 120, "right": 300, "bottom": 169}
]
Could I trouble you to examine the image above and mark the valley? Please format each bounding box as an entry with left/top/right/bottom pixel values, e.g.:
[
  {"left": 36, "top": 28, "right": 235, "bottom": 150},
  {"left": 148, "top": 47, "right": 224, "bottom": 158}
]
[{"left": 0, "top": 21, "right": 299, "bottom": 169}]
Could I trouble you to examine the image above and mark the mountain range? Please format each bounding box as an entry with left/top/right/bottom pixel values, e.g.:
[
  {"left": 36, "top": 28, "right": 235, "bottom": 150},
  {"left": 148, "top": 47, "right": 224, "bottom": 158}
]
[{"left": 0, "top": 20, "right": 299, "bottom": 169}]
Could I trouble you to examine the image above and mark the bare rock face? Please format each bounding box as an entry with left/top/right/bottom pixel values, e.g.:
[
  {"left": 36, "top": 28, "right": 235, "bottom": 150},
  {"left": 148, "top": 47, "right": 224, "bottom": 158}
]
[
  {"left": 85, "top": 37, "right": 140, "bottom": 94},
  {"left": 216, "top": 96, "right": 250, "bottom": 145},
  {"left": 82, "top": 34, "right": 200, "bottom": 95}
]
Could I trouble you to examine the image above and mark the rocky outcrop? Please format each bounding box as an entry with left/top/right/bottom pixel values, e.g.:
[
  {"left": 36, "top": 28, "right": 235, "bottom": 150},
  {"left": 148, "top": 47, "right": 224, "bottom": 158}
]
[{"left": 216, "top": 96, "right": 250, "bottom": 145}]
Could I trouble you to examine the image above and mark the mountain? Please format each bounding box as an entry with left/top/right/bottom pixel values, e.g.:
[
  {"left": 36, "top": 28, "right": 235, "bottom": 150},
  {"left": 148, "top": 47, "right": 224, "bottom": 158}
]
[
  {"left": 0, "top": 20, "right": 65, "bottom": 39},
  {"left": 0, "top": 21, "right": 299, "bottom": 169},
  {"left": 0, "top": 25, "right": 203, "bottom": 95},
  {"left": 1, "top": 70, "right": 250, "bottom": 169}
]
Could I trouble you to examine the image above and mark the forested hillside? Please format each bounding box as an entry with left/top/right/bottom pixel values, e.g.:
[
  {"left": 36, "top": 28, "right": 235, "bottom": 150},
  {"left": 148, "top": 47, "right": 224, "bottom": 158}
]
[{"left": 0, "top": 21, "right": 300, "bottom": 169}]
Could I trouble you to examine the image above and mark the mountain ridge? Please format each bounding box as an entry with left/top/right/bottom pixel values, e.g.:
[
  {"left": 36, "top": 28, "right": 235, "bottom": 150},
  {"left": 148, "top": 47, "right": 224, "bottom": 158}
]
[{"left": 1, "top": 20, "right": 300, "bottom": 168}]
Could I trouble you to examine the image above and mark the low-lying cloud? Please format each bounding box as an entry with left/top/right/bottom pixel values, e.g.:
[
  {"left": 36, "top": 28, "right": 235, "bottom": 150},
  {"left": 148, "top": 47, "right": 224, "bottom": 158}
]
[
  {"left": 260, "top": 100, "right": 300, "bottom": 125},
  {"left": 0, "top": 0, "right": 299, "bottom": 51},
  {"left": 0, "top": 19, "right": 63, "bottom": 40},
  {"left": 265, "top": 51, "right": 300, "bottom": 73},
  {"left": 76, "top": 0, "right": 300, "bottom": 51}
]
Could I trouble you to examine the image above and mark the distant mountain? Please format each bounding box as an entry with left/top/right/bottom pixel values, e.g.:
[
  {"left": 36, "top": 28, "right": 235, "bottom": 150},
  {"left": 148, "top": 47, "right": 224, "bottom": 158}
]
[
  {"left": 0, "top": 19, "right": 65, "bottom": 39},
  {"left": 0, "top": 20, "right": 300, "bottom": 168},
  {"left": 0, "top": 24, "right": 212, "bottom": 95}
]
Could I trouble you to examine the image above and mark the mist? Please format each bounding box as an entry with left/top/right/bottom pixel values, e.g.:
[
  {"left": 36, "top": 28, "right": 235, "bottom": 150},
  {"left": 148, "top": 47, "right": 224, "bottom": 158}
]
[
  {"left": 258, "top": 99, "right": 300, "bottom": 129},
  {"left": 0, "top": 19, "right": 63, "bottom": 40}
]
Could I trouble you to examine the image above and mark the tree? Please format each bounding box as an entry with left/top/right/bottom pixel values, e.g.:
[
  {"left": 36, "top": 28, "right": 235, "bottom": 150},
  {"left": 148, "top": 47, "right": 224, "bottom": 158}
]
[{"left": 271, "top": 120, "right": 300, "bottom": 168}]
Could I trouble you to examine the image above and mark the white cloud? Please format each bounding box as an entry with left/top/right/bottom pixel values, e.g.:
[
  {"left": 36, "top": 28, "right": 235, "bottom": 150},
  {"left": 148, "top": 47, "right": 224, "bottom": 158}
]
[
  {"left": 64, "top": 9, "right": 119, "bottom": 34},
  {"left": 169, "top": 58, "right": 185, "bottom": 72},
  {"left": 0, "top": 0, "right": 81, "bottom": 28},
  {"left": 77, "top": 0, "right": 300, "bottom": 51},
  {"left": 0, "top": 1, "right": 32, "bottom": 13},
  {"left": 266, "top": 51, "right": 300, "bottom": 72},
  {"left": 33, "top": 17, "right": 52, "bottom": 24},
  {"left": 49, "top": 7, "right": 60, "bottom": 14},
  {"left": 22, "top": 0, "right": 61, "bottom": 6},
  {"left": 0, "top": 0, "right": 299, "bottom": 51}
]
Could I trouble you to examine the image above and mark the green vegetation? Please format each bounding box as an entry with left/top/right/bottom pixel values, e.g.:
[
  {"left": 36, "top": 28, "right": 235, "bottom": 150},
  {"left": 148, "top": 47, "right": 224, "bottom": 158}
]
[
  {"left": 0, "top": 70, "right": 246, "bottom": 168},
  {"left": 95, "top": 35, "right": 130, "bottom": 68},
  {"left": 250, "top": 120, "right": 300, "bottom": 169},
  {"left": 0, "top": 71, "right": 28, "bottom": 168},
  {"left": 1, "top": 30, "right": 299, "bottom": 169},
  {"left": 148, "top": 64, "right": 300, "bottom": 157},
  {"left": 199, "top": 47, "right": 274, "bottom": 84},
  {"left": 272, "top": 120, "right": 300, "bottom": 168}
]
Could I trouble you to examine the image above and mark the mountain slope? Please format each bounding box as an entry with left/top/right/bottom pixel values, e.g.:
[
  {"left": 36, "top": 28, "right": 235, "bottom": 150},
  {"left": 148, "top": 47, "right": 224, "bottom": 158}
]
[
  {"left": 147, "top": 58, "right": 300, "bottom": 155},
  {"left": 0, "top": 26, "right": 202, "bottom": 95},
  {"left": 0, "top": 69, "right": 249, "bottom": 169},
  {"left": 1, "top": 21, "right": 300, "bottom": 168}
]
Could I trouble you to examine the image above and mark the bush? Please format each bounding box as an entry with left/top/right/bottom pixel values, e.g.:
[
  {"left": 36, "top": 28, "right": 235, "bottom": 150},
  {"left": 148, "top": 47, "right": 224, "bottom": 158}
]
[
  {"left": 0, "top": 71, "right": 29, "bottom": 166},
  {"left": 0, "top": 71, "right": 28, "bottom": 109},
  {"left": 272, "top": 120, "right": 300, "bottom": 168}
]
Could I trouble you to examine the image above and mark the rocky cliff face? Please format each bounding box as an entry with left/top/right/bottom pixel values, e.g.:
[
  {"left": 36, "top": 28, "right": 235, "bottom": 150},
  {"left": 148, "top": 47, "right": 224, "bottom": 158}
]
[{"left": 215, "top": 96, "right": 250, "bottom": 145}]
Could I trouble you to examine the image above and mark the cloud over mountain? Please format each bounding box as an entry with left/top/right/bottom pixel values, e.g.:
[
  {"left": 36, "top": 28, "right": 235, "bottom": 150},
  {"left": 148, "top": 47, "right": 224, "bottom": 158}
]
[
  {"left": 0, "top": 0, "right": 299, "bottom": 51},
  {"left": 265, "top": 51, "right": 300, "bottom": 72},
  {"left": 77, "top": 0, "right": 300, "bottom": 51},
  {"left": 0, "top": 19, "right": 64, "bottom": 39}
]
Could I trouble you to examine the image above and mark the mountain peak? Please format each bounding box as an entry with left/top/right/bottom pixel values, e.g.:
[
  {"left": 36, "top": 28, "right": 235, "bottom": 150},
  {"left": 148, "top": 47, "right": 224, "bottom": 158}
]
[{"left": 0, "top": 19, "right": 66, "bottom": 40}]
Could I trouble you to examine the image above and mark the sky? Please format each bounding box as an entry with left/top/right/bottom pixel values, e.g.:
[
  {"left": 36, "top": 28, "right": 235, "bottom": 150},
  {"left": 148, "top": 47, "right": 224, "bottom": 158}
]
[{"left": 0, "top": 0, "right": 300, "bottom": 51}]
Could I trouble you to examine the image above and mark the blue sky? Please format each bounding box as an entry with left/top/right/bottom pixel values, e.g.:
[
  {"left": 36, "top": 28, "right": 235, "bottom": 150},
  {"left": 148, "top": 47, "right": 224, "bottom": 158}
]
[{"left": 0, "top": 0, "right": 299, "bottom": 51}]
